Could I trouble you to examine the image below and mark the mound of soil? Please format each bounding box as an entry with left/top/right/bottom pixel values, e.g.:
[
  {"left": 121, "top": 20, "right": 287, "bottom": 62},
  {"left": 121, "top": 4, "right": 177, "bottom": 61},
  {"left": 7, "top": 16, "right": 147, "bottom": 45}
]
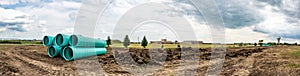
[{"left": 129, "top": 48, "right": 151, "bottom": 64}]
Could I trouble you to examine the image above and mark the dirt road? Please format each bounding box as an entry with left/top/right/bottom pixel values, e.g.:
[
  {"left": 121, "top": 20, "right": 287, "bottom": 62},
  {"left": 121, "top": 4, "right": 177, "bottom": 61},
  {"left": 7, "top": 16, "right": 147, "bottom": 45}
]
[{"left": 0, "top": 45, "right": 299, "bottom": 76}]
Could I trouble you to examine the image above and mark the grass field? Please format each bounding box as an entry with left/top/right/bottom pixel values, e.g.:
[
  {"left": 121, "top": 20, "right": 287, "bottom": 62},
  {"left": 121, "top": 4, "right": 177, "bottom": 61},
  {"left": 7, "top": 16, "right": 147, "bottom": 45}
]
[
  {"left": 280, "top": 46, "right": 300, "bottom": 68},
  {"left": 110, "top": 43, "right": 240, "bottom": 48},
  {"left": 282, "top": 46, "right": 300, "bottom": 59},
  {"left": 0, "top": 40, "right": 42, "bottom": 45}
]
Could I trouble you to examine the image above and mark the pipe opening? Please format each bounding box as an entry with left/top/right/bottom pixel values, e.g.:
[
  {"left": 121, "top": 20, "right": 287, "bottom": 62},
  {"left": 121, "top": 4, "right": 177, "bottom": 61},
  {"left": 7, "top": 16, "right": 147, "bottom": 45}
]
[
  {"left": 43, "top": 36, "right": 49, "bottom": 45},
  {"left": 48, "top": 46, "right": 55, "bottom": 57},
  {"left": 56, "top": 34, "right": 64, "bottom": 46},
  {"left": 64, "top": 47, "right": 73, "bottom": 60},
  {"left": 60, "top": 46, "right": 67, "bottom": 56},
  {"left": 70, "top": 35, "right": 78, "bottom": 46}
]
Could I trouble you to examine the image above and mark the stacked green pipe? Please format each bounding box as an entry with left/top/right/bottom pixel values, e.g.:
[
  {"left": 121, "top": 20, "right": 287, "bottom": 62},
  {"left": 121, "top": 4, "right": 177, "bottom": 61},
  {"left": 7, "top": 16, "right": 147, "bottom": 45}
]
[
  {"left": 69, "top": 35, "right": 106, "bottom": 47},
  {"left": 62, "top": 47, "right": 106, "bottom": 61},
  {"left": 42, "top": 34, "right": 107, "bottom": 61},
  {"left": 47, "top": 46, "right": 62, "bottom": 58},
  {"left": 55, "top": 34, "right": 71, "bottom": 47},
  {"left": 42, "top": 36, "right": 54, "bottom": 47}
]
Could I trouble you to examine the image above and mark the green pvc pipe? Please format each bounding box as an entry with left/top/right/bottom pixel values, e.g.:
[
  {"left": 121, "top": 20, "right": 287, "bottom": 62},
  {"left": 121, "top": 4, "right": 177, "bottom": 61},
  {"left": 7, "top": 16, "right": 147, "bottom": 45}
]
[
  {"left": 62, "top": 46, "right": 107, "bottom": 61},
  {"left": 60, "top": 46, "right": 68, "bottom": 57},
  {"left": 69, "top": 35, "right": 106, "bottom": 47},
  {"left": 55, "top": 34, "right": 70, "bottom": 47},
  {"left": 47, "top": 46, "right": 62, "bottom": 58},
  {"left": 42, "top": 36, "right": 54, "bottom": 46}
]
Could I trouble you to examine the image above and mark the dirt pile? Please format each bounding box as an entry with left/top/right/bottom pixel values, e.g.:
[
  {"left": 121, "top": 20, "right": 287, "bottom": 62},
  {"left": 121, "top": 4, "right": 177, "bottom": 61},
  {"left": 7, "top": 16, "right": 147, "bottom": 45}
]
[{"left": 129, "top": 48, "right": 151, "bottom": 64}]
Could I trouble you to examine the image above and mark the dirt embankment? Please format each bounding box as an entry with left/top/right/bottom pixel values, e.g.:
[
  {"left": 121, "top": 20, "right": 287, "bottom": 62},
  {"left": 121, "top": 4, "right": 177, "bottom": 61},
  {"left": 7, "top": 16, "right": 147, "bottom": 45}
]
[{"left": 0, "top": 45, "right": 299, "bottom": 76}]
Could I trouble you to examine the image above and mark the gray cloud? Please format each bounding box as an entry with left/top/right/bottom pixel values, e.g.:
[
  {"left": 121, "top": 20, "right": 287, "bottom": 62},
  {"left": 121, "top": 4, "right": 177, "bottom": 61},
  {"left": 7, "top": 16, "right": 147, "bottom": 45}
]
[
  {"left": 257, "top": 0, "right": 282, "bottom": 6},
  {"left": 169, "top": 0, "right": 300, "bottom": 40},
  {"left": 0, "top": 21, "right": 29, "bottom": 32},
  {"left": 253, "top": 0, "right": 300, "bottom": 39},
  {"left": 1, "top": 0, "right": 300, "bottom": 41},
  {"left": 0, "top": 15, "right": 32, "bottom": 32},
  {"left": 257, "top": 0, "right": 300, "bottom": 19},
  {"left": 215, "top": 0, "right": 263, "bottom": 29},
  {"left": 168, "top": 0, "right": 263, "bottom": 29}
]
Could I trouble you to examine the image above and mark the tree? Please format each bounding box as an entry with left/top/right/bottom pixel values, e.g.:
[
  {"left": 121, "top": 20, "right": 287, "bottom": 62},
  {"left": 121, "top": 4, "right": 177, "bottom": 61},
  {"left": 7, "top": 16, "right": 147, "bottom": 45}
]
[
  {"left": 106, "top": 36, "right": 111, "bottom": 47},
  {"left": 277, "top": 37, "right": 281, "bottom": 45},
  {"left": 239, "top": 42, "right": 243, "bottom": 47},
  {"left": 175, "top": 40, "right": 178, "bottom": 44},
  {"left": 175, "top": 40, "right": 180, "bottom": 48},
  {"left": 123, "top": 35, "right": 130, "bottom": 48},
  {"left": 268, "top": 42, "right": 276, "bottom": 46},
  {"left": 259, "top": 40, "right": 263, "bottom": 46},
  {"left": 141, "top": 36, "right": 148, "bottom": 48}
]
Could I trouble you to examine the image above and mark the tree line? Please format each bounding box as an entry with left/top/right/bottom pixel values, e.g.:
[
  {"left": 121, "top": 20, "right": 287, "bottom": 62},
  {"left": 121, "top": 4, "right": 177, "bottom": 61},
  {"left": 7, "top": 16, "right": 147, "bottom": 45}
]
[{"left": 106, "top": 35, "right": 148, "bottom": 48}]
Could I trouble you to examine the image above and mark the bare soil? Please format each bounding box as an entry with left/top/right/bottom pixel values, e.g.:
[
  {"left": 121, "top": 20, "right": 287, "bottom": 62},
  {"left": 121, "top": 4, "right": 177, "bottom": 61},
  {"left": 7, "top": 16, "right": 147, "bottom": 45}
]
[{"left": 0, "top": 45, "right": 299, "bottom": 76}]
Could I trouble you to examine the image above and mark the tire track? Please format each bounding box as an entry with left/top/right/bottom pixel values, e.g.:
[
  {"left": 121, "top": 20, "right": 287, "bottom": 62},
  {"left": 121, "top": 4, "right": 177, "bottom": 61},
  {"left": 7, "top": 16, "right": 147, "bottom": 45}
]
[
  {"left": 6, "top": 52, "right": 64, "bottom": 74},
  {"left": 19, "top": 51, "right": 66, "bottom": 66},
  {"left": 14, "top": 56, "right": 49, "bottom": 75}
]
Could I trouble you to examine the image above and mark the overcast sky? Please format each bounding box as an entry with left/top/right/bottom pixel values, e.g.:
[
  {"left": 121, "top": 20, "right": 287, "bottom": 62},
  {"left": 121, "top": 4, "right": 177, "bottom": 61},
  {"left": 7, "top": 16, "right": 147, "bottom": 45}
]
[{"left": 0, "top": 0, "right": 300, "bottom": 43}]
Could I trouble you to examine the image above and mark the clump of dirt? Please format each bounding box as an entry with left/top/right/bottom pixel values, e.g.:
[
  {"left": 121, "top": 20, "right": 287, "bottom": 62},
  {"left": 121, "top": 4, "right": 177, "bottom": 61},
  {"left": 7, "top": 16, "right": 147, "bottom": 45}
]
[
  {"left": 226, "top": 47, "right": 266, "bottom": 57},
  {"left": 0, "top": 62, "right": 19, "bottom": 75},
  {"left": 126, "top": 48, "right": 183, "bottom": 64},
  {"left": 165, "top": 48, "right": 182, "bottom": 61},
  {"left": 129, "top": 48, "right": 151, "bottom": 64}
]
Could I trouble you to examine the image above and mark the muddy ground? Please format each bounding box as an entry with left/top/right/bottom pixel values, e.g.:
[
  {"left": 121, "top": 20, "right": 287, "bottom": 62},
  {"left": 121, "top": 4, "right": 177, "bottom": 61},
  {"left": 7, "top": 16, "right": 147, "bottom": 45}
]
[{"left": 0, "top": 45, "right": 299, "bottom": 76}]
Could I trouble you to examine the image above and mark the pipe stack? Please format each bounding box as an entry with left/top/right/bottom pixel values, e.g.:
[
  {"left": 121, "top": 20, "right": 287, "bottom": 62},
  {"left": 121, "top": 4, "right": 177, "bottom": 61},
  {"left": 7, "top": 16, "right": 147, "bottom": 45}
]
[{"left": 42, "top": 34, "right": 107, "bottom": 61}]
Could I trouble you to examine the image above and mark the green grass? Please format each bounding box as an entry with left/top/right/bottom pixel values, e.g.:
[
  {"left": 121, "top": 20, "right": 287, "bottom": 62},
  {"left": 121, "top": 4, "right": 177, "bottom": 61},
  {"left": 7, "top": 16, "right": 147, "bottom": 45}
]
[
  {"left": 282, "top": 51, "right": 300, "bottom": 59},
  {"left": 0, "top": 45, "right": 9, "bottom": 51},
  {"left": 291, "top": 46, "right": 300, "bottom": 51},
  {"left": 110, "top": 43, "right": 239, "bottom": 49},
  {"left": 0, "top": 40, "right": 42, "bottom": 45},
  {"left": 0, "top": 48, "right": 5, "bottom": 51},
  {"left": 281, "top": 46, "right": 300, "bottom": 58},
  {"left": 289, "top": 51, "right": 300, "bottom": 58},
  {"left": 286, "top": 63, "right": 300, "bottom": 68},
  {"left": 0, "top": 44, "right": 43, "bottom": 46}
]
